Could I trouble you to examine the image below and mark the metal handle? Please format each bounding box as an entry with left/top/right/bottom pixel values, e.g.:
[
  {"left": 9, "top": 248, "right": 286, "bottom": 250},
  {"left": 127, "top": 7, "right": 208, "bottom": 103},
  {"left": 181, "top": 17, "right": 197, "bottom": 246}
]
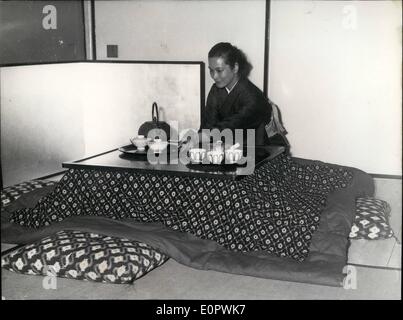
[{"left": 152, "top": 102, "right": 159, "bottom": 124}]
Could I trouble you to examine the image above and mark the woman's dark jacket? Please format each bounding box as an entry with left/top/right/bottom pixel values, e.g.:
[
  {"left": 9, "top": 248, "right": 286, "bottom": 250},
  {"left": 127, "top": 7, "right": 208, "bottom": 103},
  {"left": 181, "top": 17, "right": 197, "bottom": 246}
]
[{"left": 200, "top": 78, "right": 272, "bottom": 146}]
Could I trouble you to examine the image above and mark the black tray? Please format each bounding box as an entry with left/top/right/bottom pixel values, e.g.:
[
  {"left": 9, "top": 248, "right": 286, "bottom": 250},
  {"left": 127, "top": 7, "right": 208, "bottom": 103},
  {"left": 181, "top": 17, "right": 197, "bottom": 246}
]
[
  {"left": 118, "top": 144, "right": 177, "bottom": 157},
  {"left": 118, "top": 144, "right": 149, "bottom": 155},
  {"left": 186, "top": 161, "right": 245, "bottom": 172}
]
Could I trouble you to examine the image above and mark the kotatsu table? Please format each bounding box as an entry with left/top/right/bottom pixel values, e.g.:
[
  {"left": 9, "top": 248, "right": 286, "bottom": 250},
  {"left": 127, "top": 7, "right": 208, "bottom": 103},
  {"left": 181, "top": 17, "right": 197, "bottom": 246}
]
[
  {"left": 2, "top": 141, "right": 375, "bottom": 286},
  {"left": 55, "top": 142, "right": 346, "bottom": 262},
  {"left": 62, "top": 144, "right": 286, "bottom": 180}
]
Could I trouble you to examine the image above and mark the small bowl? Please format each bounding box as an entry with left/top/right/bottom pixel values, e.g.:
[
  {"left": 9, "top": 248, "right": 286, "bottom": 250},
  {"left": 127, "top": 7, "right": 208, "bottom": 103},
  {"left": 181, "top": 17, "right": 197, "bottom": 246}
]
[
  {"left": 189, "top": 148, "right": 206, "bottom": 163},
  {"left": 130, "top": 135, "right": 149, "bottom": 151},
  {"left": 207, "top": 150, "right": 224, "bottom": 165},
  {"left": 225, "top": 149, "right": 243, "bottom": 164},
  {"left": 148, "top": 138, "right": 168, "bottom": 153}
]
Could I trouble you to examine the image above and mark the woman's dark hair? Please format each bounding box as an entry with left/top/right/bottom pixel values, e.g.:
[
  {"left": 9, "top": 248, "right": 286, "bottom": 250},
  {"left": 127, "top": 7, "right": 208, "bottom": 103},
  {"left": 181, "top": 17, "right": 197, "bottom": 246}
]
[{"left": 208, "top": 42, "right": 253, "bottom": 78}]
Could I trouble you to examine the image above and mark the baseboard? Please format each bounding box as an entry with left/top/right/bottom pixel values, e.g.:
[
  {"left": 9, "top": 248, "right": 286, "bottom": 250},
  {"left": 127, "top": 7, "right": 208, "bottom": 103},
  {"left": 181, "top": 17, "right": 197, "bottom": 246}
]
[{"left": 370, "top": 173, "right": 402, "bottom": 180}]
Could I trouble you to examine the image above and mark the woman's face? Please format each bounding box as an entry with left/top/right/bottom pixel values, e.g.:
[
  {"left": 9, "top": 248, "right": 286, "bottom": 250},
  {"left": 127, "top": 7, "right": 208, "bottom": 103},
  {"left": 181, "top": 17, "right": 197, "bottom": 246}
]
[{"left": 208, "top": 56, "right": 239, "bottom": 89}]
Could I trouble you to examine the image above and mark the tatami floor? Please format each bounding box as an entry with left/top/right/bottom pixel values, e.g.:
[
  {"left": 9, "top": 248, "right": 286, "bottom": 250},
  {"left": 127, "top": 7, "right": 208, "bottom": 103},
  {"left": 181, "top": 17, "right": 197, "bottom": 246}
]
[{"left": 1, "top": 177, "right": 401, "bottom": 300}]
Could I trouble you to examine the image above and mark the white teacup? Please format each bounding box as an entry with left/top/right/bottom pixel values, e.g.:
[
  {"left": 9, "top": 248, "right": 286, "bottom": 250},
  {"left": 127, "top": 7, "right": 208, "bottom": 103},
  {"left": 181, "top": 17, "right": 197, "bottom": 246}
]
[
  {"left": 189, "top": 148, "right": 206, "bottom": 163},
  {"left": 130, "top": 135, "right": 149, "bottom": 151},
  {"left": 207, "top": 150, "right": 224, "bottom": 165},
  {"left": 225, "top": 149, "right": 243, "bottom": 164}
]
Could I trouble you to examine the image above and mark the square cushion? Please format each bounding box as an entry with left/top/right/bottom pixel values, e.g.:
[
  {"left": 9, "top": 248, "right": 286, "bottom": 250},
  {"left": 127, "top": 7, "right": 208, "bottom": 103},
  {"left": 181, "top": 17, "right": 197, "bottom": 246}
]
[
  {"left": 1, "top": 179, "right": 56, "bottom": 207},
  {"left": 1, "top": 230, "right": 169, "bottom": 284},
  {"left": 350, "top": 197, "right": 394, "bottom": 240}
]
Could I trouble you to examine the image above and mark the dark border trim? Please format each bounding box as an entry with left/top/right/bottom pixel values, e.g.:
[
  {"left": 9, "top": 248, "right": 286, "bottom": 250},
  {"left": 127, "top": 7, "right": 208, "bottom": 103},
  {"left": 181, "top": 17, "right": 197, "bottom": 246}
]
[
  {"left": 0, "top": 60, "right": 205, "bottom": 68},
  {"left": 90, "top": 0, "right": 96, "bottom": 60},
  {"left": 81, "top": 0, "right": 87, "bottom": 60},
  {"left": 263, "top": 0, "right": 270, "bottom": 98},
  {"left": 370, "top": 173, "right": 402, "bottom": 180},
  {"left": 200, "top": 60, "right": 205, "bottom": 124},
  {"left": 263, "top": 0, "right": 270, "bottom": 97}
]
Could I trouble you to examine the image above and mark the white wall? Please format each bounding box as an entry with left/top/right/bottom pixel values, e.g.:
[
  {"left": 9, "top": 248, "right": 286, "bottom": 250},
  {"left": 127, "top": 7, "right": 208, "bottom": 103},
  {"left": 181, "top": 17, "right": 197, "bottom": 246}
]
[
  {"left": 0, "top": 64, "right": 85, "bottom": 186},
  {"left": 269, "top": 0, "right": 402, "bottom": 175},
  {"left": 1, "top": 62, "right": 201, "bottom": 186},
  {"left": 78, "top": 63, "right": 201, "bottom": 155},
  {"left": 94, "top": 0, "right": 266, "bottom": 94}
]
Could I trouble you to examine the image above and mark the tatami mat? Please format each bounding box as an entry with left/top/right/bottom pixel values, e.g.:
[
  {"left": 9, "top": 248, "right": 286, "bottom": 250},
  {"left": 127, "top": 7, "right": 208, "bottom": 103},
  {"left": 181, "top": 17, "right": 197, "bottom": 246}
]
[
  {"left": 348, "top": 238, "right": 397, "bottom": 267},
  {"left": 1, "top": 259, "right": 400, "bottom": 300},
  {"left": 1, "top": 177, "right": 401, "bottom": 299}
]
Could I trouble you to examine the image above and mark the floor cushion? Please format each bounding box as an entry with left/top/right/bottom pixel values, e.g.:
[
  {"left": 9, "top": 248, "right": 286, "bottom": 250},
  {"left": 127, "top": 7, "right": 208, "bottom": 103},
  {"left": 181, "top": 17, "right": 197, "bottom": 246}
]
[
  {"left": 350, "top": 197, "right": 395, "bottom": 240},
  {"left": 1, "top": 179, "right": 56, "bottom": 207},
  {"left": 1, "top": 230, "right": 169, "bottom": 284}
]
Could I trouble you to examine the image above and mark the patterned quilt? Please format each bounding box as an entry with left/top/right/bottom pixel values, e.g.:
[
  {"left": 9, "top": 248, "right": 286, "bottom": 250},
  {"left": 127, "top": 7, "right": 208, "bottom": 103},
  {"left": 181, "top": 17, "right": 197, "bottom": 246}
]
[{"left": 9, "top": 154, "right": 353, "bottom": 262}]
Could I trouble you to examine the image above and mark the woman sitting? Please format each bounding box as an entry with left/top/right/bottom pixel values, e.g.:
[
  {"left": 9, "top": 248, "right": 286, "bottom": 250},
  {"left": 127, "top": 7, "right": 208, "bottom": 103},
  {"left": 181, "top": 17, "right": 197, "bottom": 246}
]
[{"left": 199, "top": 42, "right": 286, "bottom": 148}]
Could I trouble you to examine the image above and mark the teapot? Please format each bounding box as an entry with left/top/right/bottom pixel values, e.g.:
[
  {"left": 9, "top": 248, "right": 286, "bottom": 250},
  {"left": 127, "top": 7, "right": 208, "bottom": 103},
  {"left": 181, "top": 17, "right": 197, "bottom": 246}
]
[{"left": 138, "top": 102, "right": 171, "bottom": 140}]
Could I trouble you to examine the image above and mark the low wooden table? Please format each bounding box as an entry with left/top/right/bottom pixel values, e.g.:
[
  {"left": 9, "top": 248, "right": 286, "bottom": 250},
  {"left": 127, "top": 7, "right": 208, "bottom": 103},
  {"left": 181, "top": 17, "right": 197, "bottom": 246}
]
[{"left": 62, "top": 145, "right": 286, "bottom": 180}]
